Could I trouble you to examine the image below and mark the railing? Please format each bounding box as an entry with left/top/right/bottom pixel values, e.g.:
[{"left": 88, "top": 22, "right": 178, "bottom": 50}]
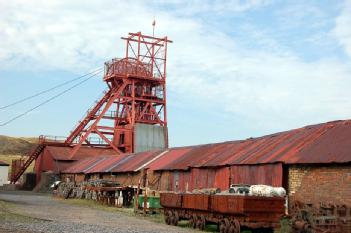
[
  {"left": 104, "top": 57, "right": 163, "bottom": 80},
  {"left": 85, "top": 137, "right": 109, "bottom": 145},
  {"left": 39, "top": 135, "right": 109, "bottom": 145},
  {"left": 39, "top": 135, "right": 70, "bottom": 144},
  {"left": 95, "top": 110, "right": 118, "bottom": 118}
]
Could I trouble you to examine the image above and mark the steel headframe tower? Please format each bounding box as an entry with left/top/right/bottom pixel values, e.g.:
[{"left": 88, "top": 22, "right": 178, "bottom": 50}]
[{"left": 65, "top": 32, "right": 172, "bottom": 157}]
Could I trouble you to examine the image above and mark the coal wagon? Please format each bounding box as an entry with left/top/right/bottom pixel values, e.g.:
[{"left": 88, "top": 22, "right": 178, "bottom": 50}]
[{"left": 160, "top": 192, "right": 285, "bottom": 233}]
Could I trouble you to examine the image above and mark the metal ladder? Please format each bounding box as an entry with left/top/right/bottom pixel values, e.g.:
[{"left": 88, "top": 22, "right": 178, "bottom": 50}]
[{"left": 10, "top": 143, "right": 46, "bottom": 184}]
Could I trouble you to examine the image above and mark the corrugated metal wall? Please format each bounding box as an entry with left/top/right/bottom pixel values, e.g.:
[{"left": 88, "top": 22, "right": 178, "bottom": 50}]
[
  {"left": 64, "top": 164, "right": 283, "bottom": 191},
  {"left": 151, "top": 164, "right": 282, "bottom": 192},
  {"left": 134, "top": 123, "right": 167, "bottom": 153},
  {"left": 230, "top": 163, "right": 283, "bottom": 187},
  {"left": 102, "top": 172, "right": 141, "bottom": 186},
  {"left": 153, "top": 167, "right": 230, "bottom": 192}
]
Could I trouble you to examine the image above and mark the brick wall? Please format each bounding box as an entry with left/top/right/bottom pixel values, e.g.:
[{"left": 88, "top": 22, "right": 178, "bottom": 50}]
[{"left": 288, "top": 164, "right": 351, "bottom": 206}]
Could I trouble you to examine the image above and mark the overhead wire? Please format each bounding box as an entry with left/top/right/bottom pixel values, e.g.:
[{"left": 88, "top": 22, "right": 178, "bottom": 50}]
[
  {"left": 0, "top": 70, "right": 103, "bottom": 127},
  {"left": 0, "top": 68, "right": 103, "bottom": 110}
]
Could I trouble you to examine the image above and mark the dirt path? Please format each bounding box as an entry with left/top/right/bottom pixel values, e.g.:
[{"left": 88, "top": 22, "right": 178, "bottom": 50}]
[{"left": 0, "top": 190, "right": 196, "bottom": 233}]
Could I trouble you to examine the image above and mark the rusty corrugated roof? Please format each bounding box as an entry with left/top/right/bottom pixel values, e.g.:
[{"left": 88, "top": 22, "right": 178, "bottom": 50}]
[
  {"left": 62, "top": 150, "right": 163, "bottom": 174},
  {"left": 84, "top": 156, "right": 127, "bottom": 174},
  {"left": 109, "top": 150, "right": 162, "bottom": 173},
  {"left": 63, "top": 156, "right": 110, "bottom": 174},
  {"left": 62, "top": 120, "right": 351, "bottom": 174},
  {"left": 47, "top": 146, "right": 116, "bottom": 161},
  {"left": 149, "top": 120, "right": 351, "bottom": 170}
]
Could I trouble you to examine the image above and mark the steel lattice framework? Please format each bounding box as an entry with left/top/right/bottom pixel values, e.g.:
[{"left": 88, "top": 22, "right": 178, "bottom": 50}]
[{"left": 65, "top": 32, "right": 172, "bottom": 157}]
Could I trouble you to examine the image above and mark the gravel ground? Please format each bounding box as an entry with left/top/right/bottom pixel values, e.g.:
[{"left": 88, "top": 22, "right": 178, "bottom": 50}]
[{"left": 0, "top": 190, "right": 196, "bottom": 233}]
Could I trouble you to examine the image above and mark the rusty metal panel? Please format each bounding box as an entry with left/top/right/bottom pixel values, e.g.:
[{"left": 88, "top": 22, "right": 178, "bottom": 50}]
[
  {"left": 286, "top": 121, "right": 351, "bottom": 163},
  {"left": 242, "top": 196, "right": 285, "bottom": 214},
  {"left": 211, "top": 195, "right": 245, "bottom": 214},
  {"left": 147, "top": 147, "right": 193, "bottom": 171},
  {"left": 54, "top": 161, "right": 75, "bottom": 173},
  {"left": 62, "top": 157, "right": 107, "bottom": 174},
  {"left": 159, "top": 171, "right": 171, "bottom": 191},
  {"left": 160, "top": 193, "right": 182, "bottom": 208},
  {"left": 214, "top": 167, "right": 230, "bottom": 190},
  {"left": 35, "top": 147, "right": 51, "bottom": 173},
  {"left": 167, "top": 167, "right": 230, "bottom": 192},
  {"left": 189, "top": 168, "right": 229, "bottom": 191},
  {"left": 211, "top": 195, "right": 285, "bottom": 216},
  {"left": 47, "top": 146, "right": 116, "bottom": 161},
  {"left": 182, "top": 194, "right": 209, "bottom": 211},
  {"left": 182, "top": 171, "right": 192, "bottom": 192},
  {"left": 170, "top": 170, "right": 192, "bottom": 192},
  {"left": 230, "top": 163, "right": 283, "bottom": 187},
  {"left": 191, "top": 168, "right": 213, "bottom": 190},
  {"left": 85, "top": 156, "right": 127, "bottom": 174},
  {"left": 109, "top": 150, "right": 162, "bottom": 173}
]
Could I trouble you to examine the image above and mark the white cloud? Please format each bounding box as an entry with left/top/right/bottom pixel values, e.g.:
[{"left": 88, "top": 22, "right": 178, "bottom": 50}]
[
  {"left": 333, "top": 1, "right": 351, "bottom": 57},
  {"left": 1, "top": 0, "right": 351, "bottom": 138},
  {"left": 155, "top": 0, "right": 272, "bottom": 15}
]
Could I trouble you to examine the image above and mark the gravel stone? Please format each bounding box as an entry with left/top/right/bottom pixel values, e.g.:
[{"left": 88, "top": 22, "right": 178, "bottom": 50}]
[{"left": 0, "top": 191, "right": 195, "bottom": 233}]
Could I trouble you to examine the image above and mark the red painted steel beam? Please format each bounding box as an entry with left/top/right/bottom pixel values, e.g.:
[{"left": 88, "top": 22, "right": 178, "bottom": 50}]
[{"left": 69, "top": 82, "right": 128, "bottom": 158}]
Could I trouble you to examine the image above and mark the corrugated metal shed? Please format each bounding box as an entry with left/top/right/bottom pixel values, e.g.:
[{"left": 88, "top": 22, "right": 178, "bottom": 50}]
[
  {"left": 149, "top": 120, "right": 351, "bottom": 171},
  {"left": 62, "top": 120, "right": 351, "bottom": 174}
]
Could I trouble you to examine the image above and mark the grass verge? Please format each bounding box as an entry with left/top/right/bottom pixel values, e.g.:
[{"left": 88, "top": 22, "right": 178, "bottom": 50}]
[{"left": 0, "top": 200, "right": 42, "bottom": 223}]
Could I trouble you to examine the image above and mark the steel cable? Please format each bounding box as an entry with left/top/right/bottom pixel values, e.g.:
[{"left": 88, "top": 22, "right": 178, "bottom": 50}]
[
  {"left": 0, "top": 70, "right": 103, "bottom": 127},
  {"left": 0, "top": 68, "right": 103, "bottom": 110}
]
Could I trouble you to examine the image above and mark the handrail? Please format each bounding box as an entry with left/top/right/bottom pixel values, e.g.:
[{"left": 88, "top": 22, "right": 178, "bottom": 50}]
[
  {"left": 39, "top": 135, "right": 108, "bottom": 145},
  {"left": 104, "top": 57, "right": 164, "bottom": 79}
]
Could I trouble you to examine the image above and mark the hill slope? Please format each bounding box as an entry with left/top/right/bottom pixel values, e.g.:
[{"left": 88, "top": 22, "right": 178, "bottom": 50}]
[{"left": 0, "top": 135, "right": 37, "bottom": 155}]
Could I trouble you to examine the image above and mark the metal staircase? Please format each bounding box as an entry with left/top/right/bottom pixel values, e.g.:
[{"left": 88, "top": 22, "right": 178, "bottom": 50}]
[{"left": 10, "top": 143, "right": 46, "bottom": 184}]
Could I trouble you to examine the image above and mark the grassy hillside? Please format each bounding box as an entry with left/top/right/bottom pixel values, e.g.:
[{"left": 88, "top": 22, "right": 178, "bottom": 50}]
[{"left": 0, "top": 135, "right": 37, "bottom": 155}]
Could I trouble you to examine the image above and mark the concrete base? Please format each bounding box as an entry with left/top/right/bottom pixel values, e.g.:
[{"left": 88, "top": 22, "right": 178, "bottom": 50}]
[{"left": 1, "top": 183, "right": 21, "bottom": 191}]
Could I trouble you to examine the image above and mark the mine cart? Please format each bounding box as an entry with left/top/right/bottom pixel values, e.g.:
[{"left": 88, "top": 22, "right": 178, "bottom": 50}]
[
  {"left": 290, "top": 200, "right": 351, "bottom": 233},
  {"left": 160, "top": 192, "right": 285, "bottom": 233}
]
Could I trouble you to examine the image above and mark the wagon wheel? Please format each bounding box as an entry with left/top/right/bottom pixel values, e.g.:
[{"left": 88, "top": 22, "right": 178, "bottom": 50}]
[
  {"left": 196, "top": 215, "right": 206, "bottom": 230},
  {"left": 165, "top": 210, "right": 173, "bottom": 225},
  {"left": 231, "top": 219, "right": 240, "bottom": 233},
  {"left": 219, "top": 218, "right": 230, "bottom": 233},
  {"left": 189, "top": 215, "right": 197, "bottom": 229},
  {"left": 219, "top": 220, "right": 226, "bottom": 233},
  {"left": 171, "top": 211, "right": 179, "bottom": 226}
]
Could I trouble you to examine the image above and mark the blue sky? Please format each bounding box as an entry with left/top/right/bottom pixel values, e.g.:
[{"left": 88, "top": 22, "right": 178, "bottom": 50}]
[{"left": 1, "top": 0, "right": 351, "bottom": 147}]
